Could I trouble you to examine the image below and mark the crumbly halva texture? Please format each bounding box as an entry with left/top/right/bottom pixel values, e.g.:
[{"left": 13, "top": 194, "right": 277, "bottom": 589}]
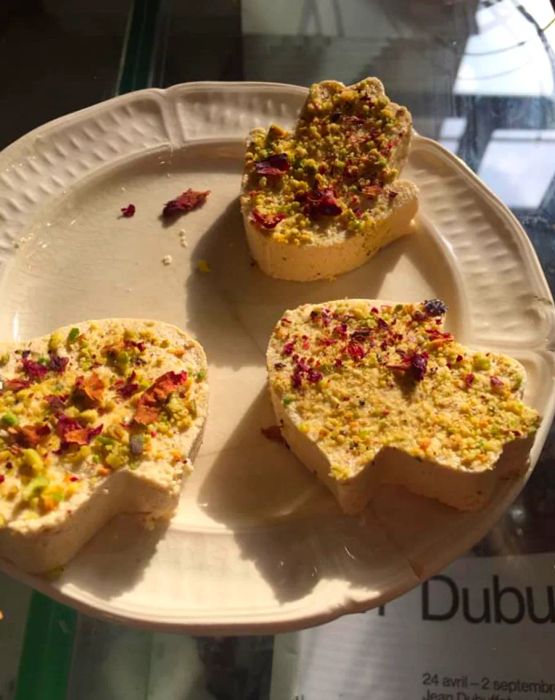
[
  {"left": 241, "top": 77, "right": 419, "bottom": 281},
  {"left": 267, "top": 300, "right": 540, "bottom": 513},
  {"left": 0, "top": 319, "right": 208, "bottom": 573}
]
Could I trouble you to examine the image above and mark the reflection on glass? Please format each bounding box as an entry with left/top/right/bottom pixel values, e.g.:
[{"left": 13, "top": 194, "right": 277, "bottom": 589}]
[
  {"left": 454, "top": 0, "right": 555, "bottom": 97},
  {"left": 439, "top": 117, "right": 468, "bottom": 154},
  {"left": 479, "top": 129, "right": 555, "bottom": 208}
]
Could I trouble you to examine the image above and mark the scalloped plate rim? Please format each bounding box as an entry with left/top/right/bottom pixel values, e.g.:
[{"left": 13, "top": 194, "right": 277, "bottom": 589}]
[{"left": 0, "top": 81, "right": 553, "bottom": 634}]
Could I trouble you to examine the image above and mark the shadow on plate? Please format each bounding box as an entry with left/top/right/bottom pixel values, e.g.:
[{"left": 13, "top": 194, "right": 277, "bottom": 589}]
[
  {"left": 186, "top": 202, "right": 466, "bottom": 604},
  {"left": 371, "top": 436, "right": 536, "bottom": 579},
  {"left": 183, "top": 201, "right": 460, "bottom": 369},
  {"left": 198, "top": 385, "right": 414, "bottom": 605},
  {"left": 197, "top": 381, "right": 535, "bottom": 606},
  {"left": 62, "top": 514, "right": 169, "bottom": 600}
]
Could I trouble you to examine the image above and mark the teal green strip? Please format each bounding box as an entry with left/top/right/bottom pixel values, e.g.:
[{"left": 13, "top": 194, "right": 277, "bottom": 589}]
[
  {"left": 117, "top": 0, "right": 162, "bottom": 93},
  {"left": 14, "top": 593, "right": 77, "bottom": 700}
]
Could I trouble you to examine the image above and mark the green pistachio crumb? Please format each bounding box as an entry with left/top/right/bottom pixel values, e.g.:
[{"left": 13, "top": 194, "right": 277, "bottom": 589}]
[
  {"left": 23, "top": 474, "right": 48, "bottom": 500},
  {"left": 67, "top": 327, "right": 80, "bottom": 344},
  {"left": 1, "top": 412, "right": 18, "bottom": 427}
]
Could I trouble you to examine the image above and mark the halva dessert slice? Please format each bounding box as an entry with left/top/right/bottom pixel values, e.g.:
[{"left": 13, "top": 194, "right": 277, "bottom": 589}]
[
  {"left": 267, "top": 300, "right": 539, "bottom": 513},
  {"left": 241, "top": 77, "right": 419, "bottom": 281},
  {"left": 0, "top": 319, "right": 208, "bottom": 574}
]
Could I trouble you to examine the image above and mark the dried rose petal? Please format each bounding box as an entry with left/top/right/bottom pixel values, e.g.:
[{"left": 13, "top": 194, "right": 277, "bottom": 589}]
[
  {"left": 74, "top": 373, "right": 105, "bottom": 404},
  {"left": 465, "top": 373, "right": 475, "bottom": 387},
  {"left": 45, "top": 394, "right": 68, "bottom": 413},
  {"left": 2, "top": 379, "right": 31, "bottom": 393},
  {"left": 250, "top": 208, "right": 286, "bottom": 230},
  {"left": 56, "top": 414, "right": 82, "bottom": 438},
  {"left": 63, "top": 424, "right": 103, "bottom": 447},
  {"left": 21, "top": 358, "right": 48, "bottom": 381},
  {"left": 14, "top": 424, "right": 50, "bottom": 448},
  {"left": 346, "top": 342, "right": 365, "bottom": 361},
  {"left": 282, "top": 341, "right": 295, "bottom": 356},
  {"left": 292, "top": 368, "right": 303, "bottom": 389},
  {"left": 56, "top": 414, "right": 103, "bottom": 449},
  {"left": 254, "top": 153, "right": 290, "bottom": 176},
  {"left": 387, "top": 352, "right": 428, "bottom": 381},
  {"left": 490, "top": 376, "right": 504, "bottom": 392},
  {"left": 124, "top": 339, "right": 145, "bottom": 352},
  {"left": 290, "top": 357, "right": 311, "bottom": 389},
  {"left": 410, "top": 353, "right": 428, "bottom": 381},
  {"left": 117, "top": 379, "right": 139, "bottom": 399},
  {"left": 120, "top": 204, "right": 136, "bottom": 218},
  {"left": 134, "top": 403, "right": 159, "bottom": 426},
  {"left": 307, "top": 368, "right": 323, "bottom": 383},
  {"left": 134, "top": 371, "right": 188, "bottom": 426},
  {"left": 334, "top": 323, "right": 348, "bottom": 340},
  {"left": 297, "top": 187, "right": 342, "bottom": 218},
  {"left": 162, "top": 189, "right": 210, "bottom": 218},
  {"left": 425, "top": 328, "right": 453, "bottom": 347},
  {"left": 261, "top": 425, "right": 287, "bottom": 444},
  {"left": 351, "top": 327, "right": 371, "bottom": 342},
  {"left": 150, "top": 371, "right": 187, "bottom": 402},
  {"left": 48, "top": 351, "right": 69, "bottom": 374}
]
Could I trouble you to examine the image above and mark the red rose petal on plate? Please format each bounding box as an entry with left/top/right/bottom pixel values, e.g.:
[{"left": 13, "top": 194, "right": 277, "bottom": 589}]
[
  {"left": 260, "top": 425, "right": 287, "bottom": 445},
  {"left": 120, "top": 204, "right": 136, "bottom": 218},
  {"left": 162, "top": 189, "right": 210, "bottom": 219}
]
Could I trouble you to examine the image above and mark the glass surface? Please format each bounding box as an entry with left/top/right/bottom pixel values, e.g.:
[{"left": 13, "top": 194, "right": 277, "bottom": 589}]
[
  {"left": 1, "top": 0, "right": 555, "bottom": 697},
  {"left": 67, "top": 620, "right": 273, "bottom": 700},
  {"left": 0, "top": 0, "right": 131, "bottom": 149}
]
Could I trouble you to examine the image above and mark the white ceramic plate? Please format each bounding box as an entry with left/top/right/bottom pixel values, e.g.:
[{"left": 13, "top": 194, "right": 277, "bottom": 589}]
[{"left": 0, "top": 82, "right": 554, "bottom": 633}]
